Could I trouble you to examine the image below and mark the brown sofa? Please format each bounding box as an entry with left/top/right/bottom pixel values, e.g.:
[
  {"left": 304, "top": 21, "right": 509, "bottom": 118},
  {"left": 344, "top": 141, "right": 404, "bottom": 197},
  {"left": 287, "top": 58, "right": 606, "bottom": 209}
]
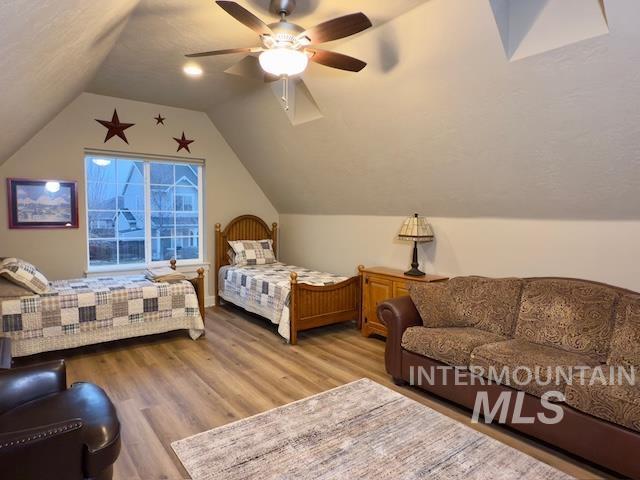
[{"left": 379, "top": 276, "right": 640, "bottom": 479}]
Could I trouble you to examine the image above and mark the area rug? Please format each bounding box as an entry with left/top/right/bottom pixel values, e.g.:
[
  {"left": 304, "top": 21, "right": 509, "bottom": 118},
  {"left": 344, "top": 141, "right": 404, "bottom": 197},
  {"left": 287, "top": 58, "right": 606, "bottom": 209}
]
[{"left": 172, "top": 378, "right": 572, "bottom": 479}]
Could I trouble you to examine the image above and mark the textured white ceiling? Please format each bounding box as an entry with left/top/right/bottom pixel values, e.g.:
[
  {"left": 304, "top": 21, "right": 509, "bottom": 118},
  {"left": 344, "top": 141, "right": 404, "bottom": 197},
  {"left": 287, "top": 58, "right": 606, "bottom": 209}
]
[
  {"left": 208, "top": 0, "right": 640, "bottom": 219},
  {"left": 86, "top": 0, "right": 428, "bottom": 111},
  {"left": 4, "top": 0, "right": 640, "bottom": 219},
  {"left": 0, "top": 0, "right": 139, "bottom": 165}
]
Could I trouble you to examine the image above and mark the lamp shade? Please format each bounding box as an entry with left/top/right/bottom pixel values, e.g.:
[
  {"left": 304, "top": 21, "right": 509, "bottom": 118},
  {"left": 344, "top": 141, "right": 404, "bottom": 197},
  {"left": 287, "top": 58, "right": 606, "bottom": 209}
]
[{"left": 398, "top": 214, "right": 434, "bottom": 242}]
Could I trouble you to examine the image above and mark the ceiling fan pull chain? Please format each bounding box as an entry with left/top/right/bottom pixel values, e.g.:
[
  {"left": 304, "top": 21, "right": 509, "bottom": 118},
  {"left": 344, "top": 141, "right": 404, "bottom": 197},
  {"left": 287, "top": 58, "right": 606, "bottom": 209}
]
[{"left": 281, "top": 76, "right": 290, "bottom": 111}]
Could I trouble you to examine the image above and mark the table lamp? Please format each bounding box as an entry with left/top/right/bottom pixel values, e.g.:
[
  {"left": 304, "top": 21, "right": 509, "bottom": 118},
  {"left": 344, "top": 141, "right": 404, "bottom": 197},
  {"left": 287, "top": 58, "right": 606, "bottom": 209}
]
[{"left": 398, "top": 213, "right": 434, "bottom": 276}]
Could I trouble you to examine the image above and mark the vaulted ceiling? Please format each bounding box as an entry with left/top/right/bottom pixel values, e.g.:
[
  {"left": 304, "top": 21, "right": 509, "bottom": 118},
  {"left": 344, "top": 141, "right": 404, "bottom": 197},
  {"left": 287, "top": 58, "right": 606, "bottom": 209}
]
[
  {"left": 87, "top": 0, "right": 427, "bottom": 110},
  {"left": 2, "top": 0, "right": 640, "bottom": 219},
  {"left": 0, "top": 0, "right": 139, "bottom": 165}
]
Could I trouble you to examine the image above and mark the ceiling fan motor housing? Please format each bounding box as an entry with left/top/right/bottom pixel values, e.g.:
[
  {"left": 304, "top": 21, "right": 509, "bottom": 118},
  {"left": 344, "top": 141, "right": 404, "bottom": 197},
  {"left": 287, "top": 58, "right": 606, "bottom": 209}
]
[
  {"left": 270, "top": 0, "right": 296, "bottom": 16},
  {"left": 267, "top": 20, "right": 304, "bottom": 41}
]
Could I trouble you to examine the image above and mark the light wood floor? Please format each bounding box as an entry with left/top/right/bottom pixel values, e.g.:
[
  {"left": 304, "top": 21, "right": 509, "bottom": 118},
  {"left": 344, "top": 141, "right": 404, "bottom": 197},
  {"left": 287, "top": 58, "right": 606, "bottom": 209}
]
[{"left": 17, "top": 306, "right": 608, "bottom": 480}]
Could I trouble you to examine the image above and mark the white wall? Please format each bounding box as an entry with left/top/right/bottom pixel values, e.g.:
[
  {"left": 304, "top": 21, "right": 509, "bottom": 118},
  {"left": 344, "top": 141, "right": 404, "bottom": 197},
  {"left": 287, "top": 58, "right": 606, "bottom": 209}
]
[
  {"left": 0, "top": 93, "right": 278, "bottom": 297},
  {"left": 279, "top": 214, "right": 640, "bottom": 291}
]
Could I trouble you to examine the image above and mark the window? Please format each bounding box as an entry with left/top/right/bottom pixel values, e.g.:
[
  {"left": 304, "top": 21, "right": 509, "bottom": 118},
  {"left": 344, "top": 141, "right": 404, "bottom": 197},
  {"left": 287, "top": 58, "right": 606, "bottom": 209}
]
[{"left": 85, "top": 155, "right": 202, "bottom": 268}]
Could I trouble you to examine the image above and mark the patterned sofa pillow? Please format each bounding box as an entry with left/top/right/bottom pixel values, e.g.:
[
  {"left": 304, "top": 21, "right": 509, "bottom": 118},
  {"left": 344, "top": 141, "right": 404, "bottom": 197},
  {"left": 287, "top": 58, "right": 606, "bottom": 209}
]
[
  {"left": 608, "top": 294, "right": 640, "bottom": 368},
  {"left": 0, "top": 258, "right": 51, "bottom": 295},
  {"left": 449, "top": 276, "right": 524, "bottom": 336},
  {"left": 228, "top": 240, "right": 276, "bottom": 266},
  {"left": 409, "top": 277, "right": 523, "bottom": 333},
  {"left": 515, "top": 278, "right": 618, "bottom": 362},
  {"left": 409, "top": 282, "right": 467, "bottom": 328}
]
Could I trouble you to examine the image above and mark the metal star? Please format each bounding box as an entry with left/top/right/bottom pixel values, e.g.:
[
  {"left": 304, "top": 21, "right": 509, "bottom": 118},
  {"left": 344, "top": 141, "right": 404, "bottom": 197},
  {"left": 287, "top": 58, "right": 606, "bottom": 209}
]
[
  {"left": 174, "top": 132, "right": 194, "bottom": 153},
  {"left": 155, "top": 114, "right": 166, "bottom": 125},
  {"left": 95, "top": 109, "right": 135, "bottom": 144}
]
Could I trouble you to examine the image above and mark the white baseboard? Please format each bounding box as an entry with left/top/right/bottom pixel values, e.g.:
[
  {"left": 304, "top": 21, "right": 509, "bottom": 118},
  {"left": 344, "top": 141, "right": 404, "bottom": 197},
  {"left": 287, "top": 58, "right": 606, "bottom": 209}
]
[{"left": 205, "top": 296, "right": 216, "bottom": 307}]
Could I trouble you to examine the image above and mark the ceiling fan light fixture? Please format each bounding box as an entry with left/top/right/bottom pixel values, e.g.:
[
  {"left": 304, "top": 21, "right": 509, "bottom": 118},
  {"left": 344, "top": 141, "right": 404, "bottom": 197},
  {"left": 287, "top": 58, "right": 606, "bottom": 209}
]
[{"left": 259, "top": 48, "right": 308, "bottom": 77}]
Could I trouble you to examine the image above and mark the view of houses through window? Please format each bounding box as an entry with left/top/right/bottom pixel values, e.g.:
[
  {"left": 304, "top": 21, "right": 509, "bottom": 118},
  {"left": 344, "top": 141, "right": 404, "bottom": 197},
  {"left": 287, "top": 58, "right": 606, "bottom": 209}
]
[{"left": 85, "top": 155, "right": 202, "bottom": 267}]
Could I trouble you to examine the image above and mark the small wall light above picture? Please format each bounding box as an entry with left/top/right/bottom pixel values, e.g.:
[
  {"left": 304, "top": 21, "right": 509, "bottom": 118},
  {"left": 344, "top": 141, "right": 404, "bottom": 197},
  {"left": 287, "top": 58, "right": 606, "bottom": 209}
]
[
  {"left": 398, "top": 213, "right": 434, "bottom": 277},
  {"left": 6, "top": 178, "right": 79, "bottom": 229}
]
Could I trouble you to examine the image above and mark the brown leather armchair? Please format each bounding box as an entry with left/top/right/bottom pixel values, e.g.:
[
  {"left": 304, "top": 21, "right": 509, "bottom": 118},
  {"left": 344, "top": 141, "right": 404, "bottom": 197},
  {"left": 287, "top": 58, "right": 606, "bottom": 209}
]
[{"left": 0, "top": 360, "right": 121, "bottom": 480}]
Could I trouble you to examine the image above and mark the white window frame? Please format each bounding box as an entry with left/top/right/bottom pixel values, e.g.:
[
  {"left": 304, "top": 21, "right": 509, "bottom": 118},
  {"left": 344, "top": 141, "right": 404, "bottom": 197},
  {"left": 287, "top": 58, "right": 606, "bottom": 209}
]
[{"left": 85, "top": 153, "right": 204, "bottom": 273}]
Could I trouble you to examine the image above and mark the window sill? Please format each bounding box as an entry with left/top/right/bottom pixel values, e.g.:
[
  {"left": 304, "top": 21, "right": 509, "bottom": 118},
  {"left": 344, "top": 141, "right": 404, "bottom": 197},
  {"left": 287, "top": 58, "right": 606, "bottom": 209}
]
[{"left": 85, "top": 261, "right": 210, "bottom": 277}]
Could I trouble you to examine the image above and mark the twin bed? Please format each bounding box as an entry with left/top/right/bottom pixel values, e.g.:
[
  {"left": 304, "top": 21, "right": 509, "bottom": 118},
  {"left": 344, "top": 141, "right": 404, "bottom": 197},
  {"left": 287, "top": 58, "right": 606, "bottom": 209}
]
[
  {"left": 0, "top": 261, "right": 206, "bottom": 358},
  {"left": 215, "top": 215, "right": 360, "bottom": 344},
  {"left": 1, "top": 215, "right": 359, "bottom": 357}
]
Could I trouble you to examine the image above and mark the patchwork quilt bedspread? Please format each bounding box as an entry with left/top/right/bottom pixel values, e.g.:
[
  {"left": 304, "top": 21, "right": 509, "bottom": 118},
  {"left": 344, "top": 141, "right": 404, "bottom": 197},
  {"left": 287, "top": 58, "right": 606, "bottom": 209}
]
[
  {"left": 219, "top": 262, "right": 347, "bottom": 341},
  {"left": 0, "top": 276, "right": 204, "bottom": 344}
]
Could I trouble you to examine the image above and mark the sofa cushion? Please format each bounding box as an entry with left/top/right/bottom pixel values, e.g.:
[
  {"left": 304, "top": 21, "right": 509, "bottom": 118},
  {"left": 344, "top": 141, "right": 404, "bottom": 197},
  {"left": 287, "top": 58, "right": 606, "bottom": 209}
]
[
  {"left": 451, "top": 277, "right": 523, "bottom": 336},
  {"left": 565, "top": 366, "right": 640, "bottom": 432},
  {"left": 409, "top": 281, "right": 466, "bottom": 328},
  {"left": 515, "top": 279, "right": 618, "bottom": 362},
  {"left": 608, "top": 294, "right": 640, "bottom": 368},
  {"left": 469, "top": 339, "right": 602, "bottom": 398},
  {"left": 408, "top": 277, "right": 523, "bottom": 334},
  {"left": 402, "top": 326, "right": 506, "bottom": 367}
]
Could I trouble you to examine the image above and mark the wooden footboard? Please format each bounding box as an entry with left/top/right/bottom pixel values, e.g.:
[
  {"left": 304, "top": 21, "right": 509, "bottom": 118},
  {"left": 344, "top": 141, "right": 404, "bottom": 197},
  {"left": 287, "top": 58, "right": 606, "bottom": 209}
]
[
  {"left": 289, "top": 272, "right": 361, "bottom": 345},
  {"left": 170, "top": 259, "right": 206, "bottom": 320},
  {"left": 215, "top": 215, "right": 360, "bottom": 345}
]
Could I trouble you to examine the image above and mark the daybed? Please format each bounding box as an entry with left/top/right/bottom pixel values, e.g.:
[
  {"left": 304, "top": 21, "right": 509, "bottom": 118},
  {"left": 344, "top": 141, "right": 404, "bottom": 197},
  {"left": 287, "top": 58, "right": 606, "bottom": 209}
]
[
  {"left": 215, "top": 215, "right": 360, "bottom": 344},
  {"left": 0, "top": 259, "right": 205, "bottom": 357}
]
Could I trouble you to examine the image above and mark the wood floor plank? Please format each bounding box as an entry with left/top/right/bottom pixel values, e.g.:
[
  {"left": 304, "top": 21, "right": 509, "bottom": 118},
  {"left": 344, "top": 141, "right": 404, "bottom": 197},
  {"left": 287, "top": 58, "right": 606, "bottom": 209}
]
[{"left": 14, "top": 305, "right": 607, "bottom": 480}]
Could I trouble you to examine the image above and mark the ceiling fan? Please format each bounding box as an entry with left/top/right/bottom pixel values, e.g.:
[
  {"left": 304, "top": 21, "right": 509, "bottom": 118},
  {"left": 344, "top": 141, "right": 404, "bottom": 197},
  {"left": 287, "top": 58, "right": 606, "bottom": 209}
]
[{"left": 185, "top": 0, "right": 372, "bottom": 111}]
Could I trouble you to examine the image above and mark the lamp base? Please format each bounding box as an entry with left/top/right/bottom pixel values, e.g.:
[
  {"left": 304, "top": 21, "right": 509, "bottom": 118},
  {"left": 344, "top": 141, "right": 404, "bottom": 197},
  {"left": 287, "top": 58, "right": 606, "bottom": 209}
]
[
  {"left": 405, "top": 240, "right": 426, "bottom": 277},
  {"left": 404, "top": 267, "right": 426, "bottom": 277}
]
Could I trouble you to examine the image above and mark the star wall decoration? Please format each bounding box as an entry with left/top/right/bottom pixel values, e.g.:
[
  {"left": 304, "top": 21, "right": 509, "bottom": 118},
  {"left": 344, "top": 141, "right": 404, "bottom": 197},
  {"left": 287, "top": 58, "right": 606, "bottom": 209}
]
[
  {"left": 174, "top": 132, "right": 194, "bottom": 153},
  {"left": 154, "top": 114, "right": 166, "bottom": 125},
  {"left": 95, "top": 109, "right": 135, "bottom": 144}
]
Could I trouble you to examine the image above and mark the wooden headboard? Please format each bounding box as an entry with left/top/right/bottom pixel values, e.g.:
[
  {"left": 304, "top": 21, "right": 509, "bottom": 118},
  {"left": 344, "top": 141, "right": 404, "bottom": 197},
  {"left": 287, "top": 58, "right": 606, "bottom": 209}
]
[{"left": 214, "top": 215, "right": 278, "bottom": 303}]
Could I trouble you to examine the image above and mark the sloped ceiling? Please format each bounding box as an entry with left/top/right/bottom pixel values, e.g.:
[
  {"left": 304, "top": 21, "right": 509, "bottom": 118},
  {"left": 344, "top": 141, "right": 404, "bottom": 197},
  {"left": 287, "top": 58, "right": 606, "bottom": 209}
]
[
  {"left": 3, "top": 0, "right": 640, "bottom": 219},
  {"left": 0, "top": 0, "right": 139, "bottom": 165},
  {"left": 87, "top": 0, "right": 428, "bottom": 110},
  {"left": 209, "top": 0, "right": 640, "bottom": 218}
]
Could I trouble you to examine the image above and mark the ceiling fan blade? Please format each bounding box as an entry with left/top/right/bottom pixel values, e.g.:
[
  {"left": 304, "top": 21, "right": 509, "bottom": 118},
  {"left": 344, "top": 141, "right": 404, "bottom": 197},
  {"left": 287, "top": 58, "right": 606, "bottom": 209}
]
[
  {"left": 186, "top": 47, "right": 262, "bottom": 58},
  {"left": 307, "top": 49, "right": 367, "bottom": 72},
  {"left": 299, "top": 13, "right": 372, "bottom": 44},
  {"left": 215, "top": 1, "right": 273, "bottom": 37}
]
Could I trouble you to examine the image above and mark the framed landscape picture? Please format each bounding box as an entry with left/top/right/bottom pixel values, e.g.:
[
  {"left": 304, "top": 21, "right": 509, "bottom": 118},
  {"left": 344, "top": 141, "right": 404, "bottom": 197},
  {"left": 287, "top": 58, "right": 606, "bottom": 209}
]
[{"left": 7, "top": 178, "right": 79, "bottom": 229}]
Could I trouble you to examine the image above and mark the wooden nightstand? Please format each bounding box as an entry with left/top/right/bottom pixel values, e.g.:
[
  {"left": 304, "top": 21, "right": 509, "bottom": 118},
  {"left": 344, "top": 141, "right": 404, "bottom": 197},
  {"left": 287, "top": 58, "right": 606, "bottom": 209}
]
[{"left": 359, "top": 266, "right": 448, "bottom": 338}]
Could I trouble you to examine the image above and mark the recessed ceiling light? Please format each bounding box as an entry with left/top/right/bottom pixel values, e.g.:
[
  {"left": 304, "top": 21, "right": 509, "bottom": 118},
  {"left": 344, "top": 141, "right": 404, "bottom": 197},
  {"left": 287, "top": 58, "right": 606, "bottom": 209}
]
[{"left": 183, "top": 63, "right": 203, "bottom": 77}]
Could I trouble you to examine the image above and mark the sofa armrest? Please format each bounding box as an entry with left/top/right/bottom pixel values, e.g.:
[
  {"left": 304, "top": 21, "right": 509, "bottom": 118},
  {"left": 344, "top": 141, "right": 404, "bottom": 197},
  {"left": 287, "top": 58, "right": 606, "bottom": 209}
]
[
  {"left": 377, "top": 296, "right": 422, "bottom": 380},
  {"left": 0, "top": 360, "right": 67, "bottom": 414}
]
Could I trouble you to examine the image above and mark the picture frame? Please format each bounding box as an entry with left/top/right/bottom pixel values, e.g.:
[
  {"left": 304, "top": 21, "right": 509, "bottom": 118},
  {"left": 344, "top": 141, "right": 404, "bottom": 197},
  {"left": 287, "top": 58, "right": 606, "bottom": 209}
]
[{"left": 6, "top": 178, "right": 79, "bottom": 229}]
